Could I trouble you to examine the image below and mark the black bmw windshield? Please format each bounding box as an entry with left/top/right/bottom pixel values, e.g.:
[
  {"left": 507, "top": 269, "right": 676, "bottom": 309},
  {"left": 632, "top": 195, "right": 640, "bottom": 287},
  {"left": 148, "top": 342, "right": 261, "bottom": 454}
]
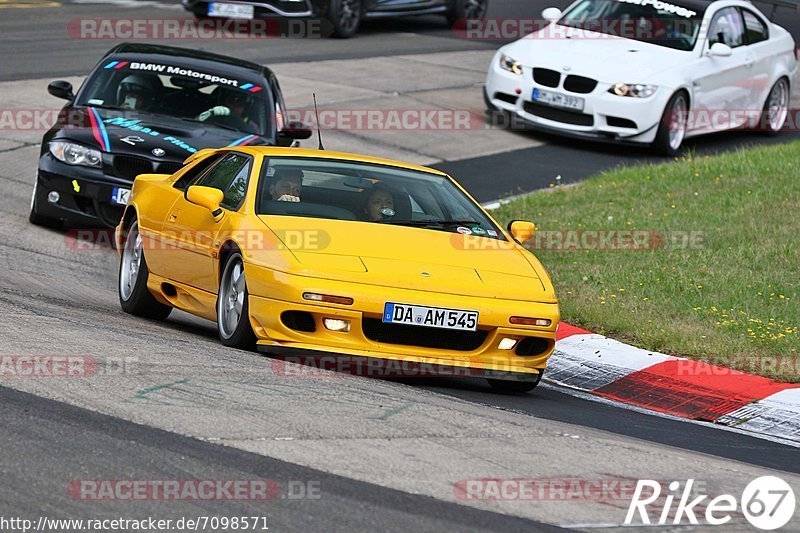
[
  {"left": 76, "top": 59, "right": 273, "bottom": 136},
  {"left": 558, "top": 0, "right": 705, "bottom": 51}
]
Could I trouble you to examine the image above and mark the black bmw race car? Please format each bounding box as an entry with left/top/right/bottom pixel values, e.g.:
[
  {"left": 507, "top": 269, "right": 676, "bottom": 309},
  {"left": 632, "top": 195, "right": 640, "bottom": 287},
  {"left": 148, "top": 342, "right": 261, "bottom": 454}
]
[
  {"left": 31, "top": 43, "right": 311, "bottom": 229},
  {"left": 183, "top": 0, "right": 489, "bottom": 38}
]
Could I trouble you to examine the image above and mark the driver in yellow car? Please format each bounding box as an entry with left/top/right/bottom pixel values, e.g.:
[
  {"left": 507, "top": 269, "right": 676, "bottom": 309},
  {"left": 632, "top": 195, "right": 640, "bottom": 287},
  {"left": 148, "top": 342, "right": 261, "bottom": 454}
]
[{"left": 269, "top": 168, "right": 304, "bottom": 202}]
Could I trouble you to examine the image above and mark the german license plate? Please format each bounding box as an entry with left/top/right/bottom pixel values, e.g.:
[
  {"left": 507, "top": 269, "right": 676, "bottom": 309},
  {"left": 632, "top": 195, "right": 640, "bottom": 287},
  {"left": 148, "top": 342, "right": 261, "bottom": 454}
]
[
  {"left": 532, "top": 88, "right": 585, "bottom": 112},
  {"left": 111, "top": 187, "right": 130, "bottom": 206},
  {"left": 383, "top": 302, "right": 478, "bottom": 331},
  {"left": 209, "top": 2, "right": 255, "bottom": 18}
]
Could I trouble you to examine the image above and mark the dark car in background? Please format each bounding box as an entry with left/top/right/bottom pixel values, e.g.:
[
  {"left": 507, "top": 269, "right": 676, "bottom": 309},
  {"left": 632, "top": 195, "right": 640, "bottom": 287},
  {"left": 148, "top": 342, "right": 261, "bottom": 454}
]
[
  {"left": 183, "top": 0, "right": 489, "bottom": 38},
  {"left": 31, "top": 43, "right": 311, "bottom": 229}
]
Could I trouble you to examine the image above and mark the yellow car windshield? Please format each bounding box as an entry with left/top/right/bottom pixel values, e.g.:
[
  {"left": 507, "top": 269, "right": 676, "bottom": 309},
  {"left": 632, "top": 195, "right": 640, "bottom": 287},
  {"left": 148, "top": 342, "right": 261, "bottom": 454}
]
[{"left": 256, "top": 156, "right": 503, "bottom": 238}]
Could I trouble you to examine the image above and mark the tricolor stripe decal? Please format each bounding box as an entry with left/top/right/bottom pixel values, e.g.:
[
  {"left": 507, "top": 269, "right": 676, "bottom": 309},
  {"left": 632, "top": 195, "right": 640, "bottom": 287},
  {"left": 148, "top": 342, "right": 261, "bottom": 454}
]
[
  {"left": 240, "top": 83, "right": 263, "bottom": 93},
  {"left": 227, "top": 134, "right": 258, "bottom": 147},
  {"left": 104, "top": 61, "right": 128, "bottom": 69},
  {"left": 87, "top": 108, "right": 110, "bottom": 152}
]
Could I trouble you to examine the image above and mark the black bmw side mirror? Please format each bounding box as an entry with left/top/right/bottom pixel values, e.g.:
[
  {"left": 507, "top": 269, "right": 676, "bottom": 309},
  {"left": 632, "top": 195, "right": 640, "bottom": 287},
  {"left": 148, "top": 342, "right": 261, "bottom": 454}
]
[
  {"left": 48, "top": 80, "right": 74, "bottom": 101},
  {"left": 279, "top": 121, "right": 313, "bottom": 140}
]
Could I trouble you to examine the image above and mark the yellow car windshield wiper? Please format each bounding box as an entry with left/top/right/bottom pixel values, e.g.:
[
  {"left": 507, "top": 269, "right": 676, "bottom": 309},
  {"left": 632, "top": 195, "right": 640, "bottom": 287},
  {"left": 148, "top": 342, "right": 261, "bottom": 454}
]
[{"left": 379, "top": 218, "right": 481, "bottom": 227}]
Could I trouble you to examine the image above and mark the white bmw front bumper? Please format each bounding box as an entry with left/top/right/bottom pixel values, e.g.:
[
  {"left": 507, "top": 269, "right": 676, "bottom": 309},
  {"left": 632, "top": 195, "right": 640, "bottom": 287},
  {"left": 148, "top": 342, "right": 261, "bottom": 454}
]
[{"left": 485, "top": 51, "right": 672, "bottom": 145}]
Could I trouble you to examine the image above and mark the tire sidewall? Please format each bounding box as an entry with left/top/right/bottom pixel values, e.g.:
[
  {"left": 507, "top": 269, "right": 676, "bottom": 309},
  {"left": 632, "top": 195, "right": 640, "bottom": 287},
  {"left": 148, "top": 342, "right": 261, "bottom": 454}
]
[
  {"left": 329, "top": 0, "right": 362, "bottom": 38},
  {"left": 654, "top": 91, "right": 688, "bottom": 157},
  {"left": 217, "top": 252, "right": 257, "bottom": 349},
  {"left": 760, "top": 77, "right": 789, "bottom": 134},
  {"left": 118, "top": 219, "right": 172, "bottom": 320},
  {"left": 447, "top": 0, "right": 488, "bottom": 25},
  {"left": 119, "top": 222, "right": 145, "bottom": 307}
]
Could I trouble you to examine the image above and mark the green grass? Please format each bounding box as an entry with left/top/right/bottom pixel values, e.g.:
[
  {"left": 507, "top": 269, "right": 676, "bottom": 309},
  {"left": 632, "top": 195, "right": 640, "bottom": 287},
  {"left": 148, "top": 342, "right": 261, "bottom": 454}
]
[{"left": 495, "top": 142, "right": 799, "bottom": 382}]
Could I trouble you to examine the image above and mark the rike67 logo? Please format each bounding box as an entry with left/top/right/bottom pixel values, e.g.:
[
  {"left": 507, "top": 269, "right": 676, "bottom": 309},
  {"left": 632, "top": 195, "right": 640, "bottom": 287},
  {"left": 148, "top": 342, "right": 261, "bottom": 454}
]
[{"left": 626, "top": 476, "right": 796, "bottom": 530}]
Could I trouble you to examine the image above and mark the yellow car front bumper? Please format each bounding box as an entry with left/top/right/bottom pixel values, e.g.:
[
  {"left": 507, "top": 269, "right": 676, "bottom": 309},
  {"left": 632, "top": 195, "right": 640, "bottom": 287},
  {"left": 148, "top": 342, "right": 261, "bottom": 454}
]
[{"left": 246, "top": 265, "right": 558, "bottom": 381}]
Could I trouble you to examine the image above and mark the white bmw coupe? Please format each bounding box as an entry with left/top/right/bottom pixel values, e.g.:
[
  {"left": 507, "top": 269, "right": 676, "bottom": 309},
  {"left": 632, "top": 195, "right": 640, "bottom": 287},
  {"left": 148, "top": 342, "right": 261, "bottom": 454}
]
[{"left": 484, "top": 0, "right": 797, "bottom": 154}]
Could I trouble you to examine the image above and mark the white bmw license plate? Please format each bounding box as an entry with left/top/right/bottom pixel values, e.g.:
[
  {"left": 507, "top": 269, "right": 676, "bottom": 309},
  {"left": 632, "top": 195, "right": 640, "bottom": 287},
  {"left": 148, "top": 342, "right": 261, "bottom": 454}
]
[
  {"left": 532, "top": 88, "right": 585, "bottom": 112},
  {"left": 111, "top": 187, "right": 130, "bottom": 206},
  {"left": 383, "top": 302, "right": 479, "bottom": 331},
  {"left": 208, "top": 2, "right": 255, "bottom": 18}
]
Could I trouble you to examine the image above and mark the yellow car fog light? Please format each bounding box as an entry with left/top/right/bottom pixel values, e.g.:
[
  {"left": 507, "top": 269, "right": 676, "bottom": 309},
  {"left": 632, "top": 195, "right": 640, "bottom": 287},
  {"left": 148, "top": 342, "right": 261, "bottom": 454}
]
[
  {"left": 323, "top": 318, "right": 351, "bottom": 332},
  {"left": 498, "top": 338, "right": 518, "bottom": 350},
  {"left": 510, "top": 317, "right": 552, "bottom": 327}
]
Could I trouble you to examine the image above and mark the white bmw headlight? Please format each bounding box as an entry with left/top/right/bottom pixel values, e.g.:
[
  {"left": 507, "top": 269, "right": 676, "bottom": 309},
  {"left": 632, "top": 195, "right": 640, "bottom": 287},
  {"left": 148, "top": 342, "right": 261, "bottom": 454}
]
[
  {"left": 610, "top": 83, "right": 658, "bottom": 98},
  {"left": 499, "top": 53, "right": 523, "bottom": 76},
  {"left": 49, "top": 141, "right": 102, "bottom": 168}
]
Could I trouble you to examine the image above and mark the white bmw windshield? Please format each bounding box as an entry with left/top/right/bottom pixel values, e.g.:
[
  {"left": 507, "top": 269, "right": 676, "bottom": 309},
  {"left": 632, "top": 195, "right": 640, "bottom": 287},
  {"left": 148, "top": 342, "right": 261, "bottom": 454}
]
[{"left": 558, "top": 0, "right": 705, "bottom": 51}]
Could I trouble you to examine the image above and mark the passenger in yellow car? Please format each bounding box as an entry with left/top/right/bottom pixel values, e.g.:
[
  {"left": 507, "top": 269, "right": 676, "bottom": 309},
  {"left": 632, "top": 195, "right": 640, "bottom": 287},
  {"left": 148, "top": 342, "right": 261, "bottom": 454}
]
[
  {"left": 361, "top": 185, "right": 395, "bottom": 221},
  {"left": 269, "top": 168, "right": 303, "bottom": 202}
]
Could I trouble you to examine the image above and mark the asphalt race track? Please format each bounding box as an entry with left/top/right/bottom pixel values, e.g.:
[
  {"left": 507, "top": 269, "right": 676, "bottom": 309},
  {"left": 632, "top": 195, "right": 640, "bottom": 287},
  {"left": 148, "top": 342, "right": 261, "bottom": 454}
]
[{"left": 1, "top": 0, "right": 799, "bottom": 531}]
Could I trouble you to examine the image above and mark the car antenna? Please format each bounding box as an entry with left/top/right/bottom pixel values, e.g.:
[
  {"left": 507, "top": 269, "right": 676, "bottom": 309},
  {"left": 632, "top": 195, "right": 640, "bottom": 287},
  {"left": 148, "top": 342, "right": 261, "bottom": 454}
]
[{"left": 313, "top": 93, "right": 325, "bottom": 150}]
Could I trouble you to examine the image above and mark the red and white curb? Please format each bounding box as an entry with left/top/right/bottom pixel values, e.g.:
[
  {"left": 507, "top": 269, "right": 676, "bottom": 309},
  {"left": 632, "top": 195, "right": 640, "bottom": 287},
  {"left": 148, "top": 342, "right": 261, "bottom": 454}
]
[{"left": 548, "top": 324, "right": 800, "bottom": 443}]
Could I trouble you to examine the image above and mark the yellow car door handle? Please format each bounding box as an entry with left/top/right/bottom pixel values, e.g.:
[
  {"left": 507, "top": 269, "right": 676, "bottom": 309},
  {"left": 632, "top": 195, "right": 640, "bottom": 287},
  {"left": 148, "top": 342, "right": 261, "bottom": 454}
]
[{"left": 168, "top": 213, "right": 178, "bottom": 222}]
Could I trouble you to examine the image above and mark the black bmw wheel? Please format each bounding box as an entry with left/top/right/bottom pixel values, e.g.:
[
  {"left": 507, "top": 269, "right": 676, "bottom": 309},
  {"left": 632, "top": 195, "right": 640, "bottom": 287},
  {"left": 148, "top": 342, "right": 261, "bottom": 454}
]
[{"left": 329, "top": 0, "right": 362, "bottom": 38}]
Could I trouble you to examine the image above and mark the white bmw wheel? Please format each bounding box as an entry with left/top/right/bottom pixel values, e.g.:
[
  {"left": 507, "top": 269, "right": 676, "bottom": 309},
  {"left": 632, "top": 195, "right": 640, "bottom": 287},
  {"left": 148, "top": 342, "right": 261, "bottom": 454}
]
[
  {"left": 765, "top": 78, "right": 789, "bottom": 132},
  {"left": 667, "top": 94, "right": 688, "bottom": 151}
]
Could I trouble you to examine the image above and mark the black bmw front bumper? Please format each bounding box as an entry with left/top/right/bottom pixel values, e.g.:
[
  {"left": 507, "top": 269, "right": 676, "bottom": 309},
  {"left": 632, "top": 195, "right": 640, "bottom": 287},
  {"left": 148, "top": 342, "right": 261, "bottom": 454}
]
[{"left": 33, "top": 154, "right": 135, "bottom": 229}]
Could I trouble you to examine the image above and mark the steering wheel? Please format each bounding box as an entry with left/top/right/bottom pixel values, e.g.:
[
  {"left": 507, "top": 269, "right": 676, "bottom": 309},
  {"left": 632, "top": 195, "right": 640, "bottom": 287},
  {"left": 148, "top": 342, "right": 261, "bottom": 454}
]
[{"left": 205, "top": 113, "right": 251, "bottom": 132}]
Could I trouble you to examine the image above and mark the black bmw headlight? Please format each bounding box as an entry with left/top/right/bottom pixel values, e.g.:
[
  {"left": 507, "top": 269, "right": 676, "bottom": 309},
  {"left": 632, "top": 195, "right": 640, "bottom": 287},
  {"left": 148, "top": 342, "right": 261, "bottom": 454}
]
[{"left": 49, "top": 141, "right": 102, "bottom": 168}]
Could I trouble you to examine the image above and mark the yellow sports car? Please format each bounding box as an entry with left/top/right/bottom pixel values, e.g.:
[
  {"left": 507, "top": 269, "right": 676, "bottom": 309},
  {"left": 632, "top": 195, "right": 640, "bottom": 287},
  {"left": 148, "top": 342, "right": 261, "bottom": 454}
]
[{"left": 116, "top": 147, "right": 559, "bottom": 392}]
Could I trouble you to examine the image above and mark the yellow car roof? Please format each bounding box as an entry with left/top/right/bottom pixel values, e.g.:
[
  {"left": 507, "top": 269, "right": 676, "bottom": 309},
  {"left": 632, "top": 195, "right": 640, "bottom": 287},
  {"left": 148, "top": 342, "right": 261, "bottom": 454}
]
[{"left": 222, "top": 146, "right": 448, "bottom": 176}]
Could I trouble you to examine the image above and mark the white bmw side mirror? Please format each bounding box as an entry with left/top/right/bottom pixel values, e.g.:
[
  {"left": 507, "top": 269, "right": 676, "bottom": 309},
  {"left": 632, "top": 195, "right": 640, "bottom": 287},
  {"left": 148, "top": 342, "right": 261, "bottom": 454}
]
[
  {"left": 542, "top": 7, "right": 562, "bottom": 22},
  {"left": 708, "top": 42, "right": 733, "bottom": 57}
]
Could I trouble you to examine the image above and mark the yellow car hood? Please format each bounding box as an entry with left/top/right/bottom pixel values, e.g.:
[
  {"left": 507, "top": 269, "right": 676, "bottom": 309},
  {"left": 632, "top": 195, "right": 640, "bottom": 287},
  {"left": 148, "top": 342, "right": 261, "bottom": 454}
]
[{"left": 258, "top": 216, "right": 550, "bottom": 301}]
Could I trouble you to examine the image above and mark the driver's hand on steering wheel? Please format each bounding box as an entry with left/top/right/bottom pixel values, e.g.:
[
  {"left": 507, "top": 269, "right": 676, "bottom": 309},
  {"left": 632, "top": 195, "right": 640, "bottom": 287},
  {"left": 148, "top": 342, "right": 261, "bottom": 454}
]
[{"left": 198, "top": 106, "right": 231, "bottom": 121}]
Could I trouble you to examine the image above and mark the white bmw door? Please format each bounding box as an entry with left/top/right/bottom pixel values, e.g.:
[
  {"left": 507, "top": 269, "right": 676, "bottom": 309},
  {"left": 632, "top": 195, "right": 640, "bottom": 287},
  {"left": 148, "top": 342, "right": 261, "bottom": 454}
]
[
  {"left": 691, "top": 7, "right": 754, "bottom": 133},
  {"left": 739, "top": 8, "right": 775, "bottom": 115}
]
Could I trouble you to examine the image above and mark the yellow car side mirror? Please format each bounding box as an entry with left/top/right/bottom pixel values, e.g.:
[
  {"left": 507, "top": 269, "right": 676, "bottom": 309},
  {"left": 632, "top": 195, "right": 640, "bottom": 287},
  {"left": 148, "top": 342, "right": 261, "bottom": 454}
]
[
  {"left": 186, "top": 185, "right": 225, "bottom": 221},
  {"left": 507, "top": 220, "right": 536, "bottom": 244}
]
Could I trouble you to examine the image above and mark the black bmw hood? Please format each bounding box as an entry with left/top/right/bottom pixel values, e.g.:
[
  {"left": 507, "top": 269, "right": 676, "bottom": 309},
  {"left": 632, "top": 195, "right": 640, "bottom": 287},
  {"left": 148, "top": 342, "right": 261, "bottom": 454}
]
[{"left": 51, "top": 106, "right": 272, "bottom": 164}]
